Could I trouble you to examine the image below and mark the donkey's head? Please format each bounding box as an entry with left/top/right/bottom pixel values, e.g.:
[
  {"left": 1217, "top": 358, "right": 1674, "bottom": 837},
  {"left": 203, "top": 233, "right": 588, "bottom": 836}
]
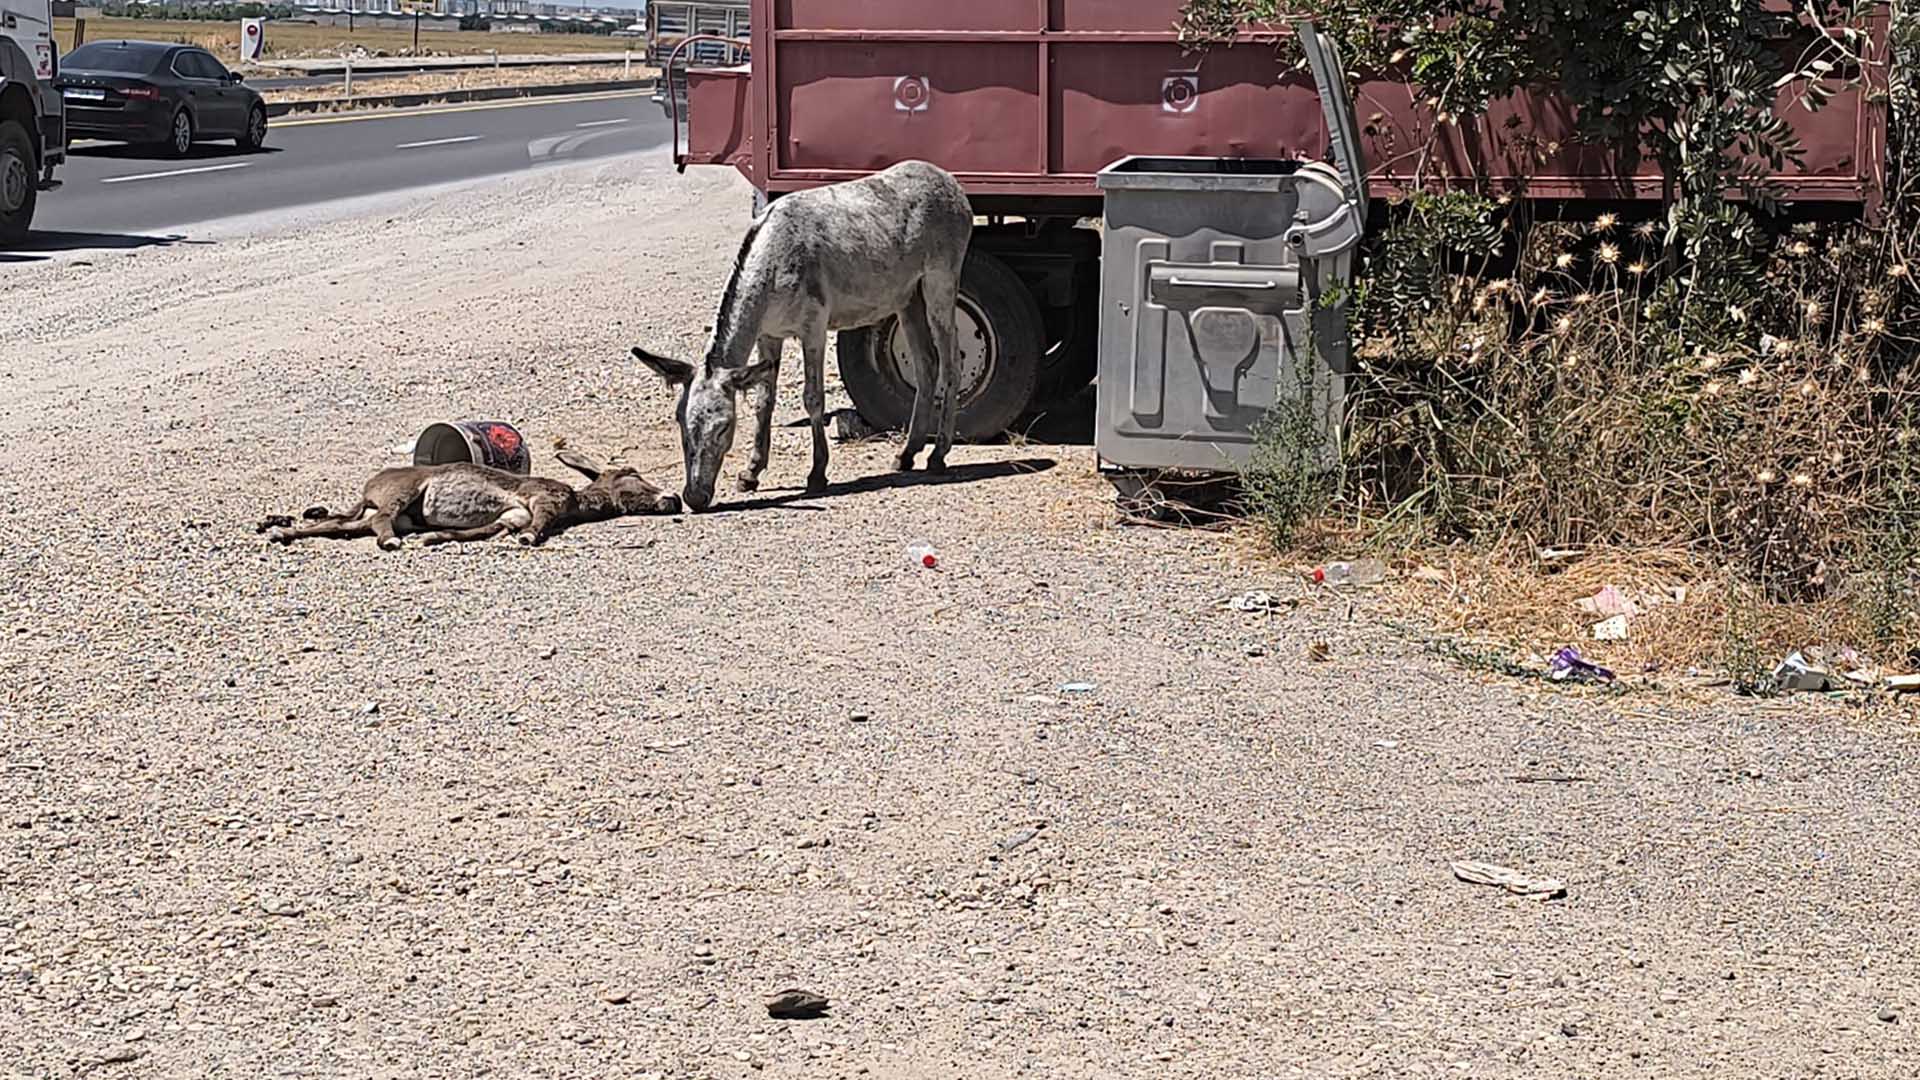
[
  {"left": 556, "top": 448, "right": 682, "bottom": 518},
  {"left": 632, "top": 346, "right": 773, "bottom": 511}
]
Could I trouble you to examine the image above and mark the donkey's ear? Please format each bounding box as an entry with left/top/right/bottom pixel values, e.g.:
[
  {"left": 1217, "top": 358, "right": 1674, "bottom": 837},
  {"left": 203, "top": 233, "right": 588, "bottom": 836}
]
[
  {"left": 632, "top": 347, "right": 695, "bottom": 386},
  {"left": 555, "top": 449, "right": 604, "bottom": 480}
]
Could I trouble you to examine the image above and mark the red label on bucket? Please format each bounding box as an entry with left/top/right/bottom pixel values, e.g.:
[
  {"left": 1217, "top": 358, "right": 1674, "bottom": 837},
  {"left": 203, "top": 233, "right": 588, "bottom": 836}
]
[
  {"left": 417, "top": 420, "right": 532, "bottom": 475},
  {"left": 483, "top": 424, "right": 522, "bottom": 459}
]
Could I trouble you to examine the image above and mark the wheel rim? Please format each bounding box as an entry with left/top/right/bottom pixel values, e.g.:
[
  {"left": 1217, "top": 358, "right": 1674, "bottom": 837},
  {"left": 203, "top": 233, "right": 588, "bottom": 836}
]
[
  {"left": 0, "top": 147, "right": 27, "bottom": 215},
  {"left": 174, "top": 114, "right": 191, "bottom": 153},
  {"left": 249, "top": 110, "right": 265, "bottom": 144},
  {"left": 879, "top": 294, "right": 997, "bottom": 407}
]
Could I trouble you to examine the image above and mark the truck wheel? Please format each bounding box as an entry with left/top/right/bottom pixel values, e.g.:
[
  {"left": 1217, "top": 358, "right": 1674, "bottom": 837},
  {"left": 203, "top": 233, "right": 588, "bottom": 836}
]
[
  {"left": 1029, "top": 231, "right": 1105, "bottom": 407},
  {"left": 837, "top": 249, "right": 1042, "bottom": 441},
  {"left": 1032, "top": 261, "right": 1101, "bottom": 408},
  {"left": 0, "top": 119, "right": 37, "bottom": 247}
]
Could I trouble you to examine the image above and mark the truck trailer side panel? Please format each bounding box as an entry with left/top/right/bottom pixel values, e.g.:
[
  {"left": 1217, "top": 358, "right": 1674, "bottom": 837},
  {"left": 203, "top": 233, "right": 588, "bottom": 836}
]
[{"left": 681, "top": 0, "right": 1887, "bottom": 214}]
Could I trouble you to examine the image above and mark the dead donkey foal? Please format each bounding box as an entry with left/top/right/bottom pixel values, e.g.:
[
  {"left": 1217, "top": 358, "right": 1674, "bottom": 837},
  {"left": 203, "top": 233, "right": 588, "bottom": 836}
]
[
  {"left": 633, "top": 159, "right": 973, "bottom": 511},
  {"left": 260, "top": 450, "right": 680, "bottom": 550}
]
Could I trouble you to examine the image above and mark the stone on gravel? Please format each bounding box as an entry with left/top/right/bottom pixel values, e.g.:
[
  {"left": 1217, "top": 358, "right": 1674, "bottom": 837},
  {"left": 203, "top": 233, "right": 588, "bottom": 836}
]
[
  {"left": 1449, "top": 861, "right": 1566, "bottom": 900},
  {"left": 998, "top": 826, "right": 1040, "bottom": 853},
  {"left": 765, "top": 988, "right": 830, "bottom": 1020}
]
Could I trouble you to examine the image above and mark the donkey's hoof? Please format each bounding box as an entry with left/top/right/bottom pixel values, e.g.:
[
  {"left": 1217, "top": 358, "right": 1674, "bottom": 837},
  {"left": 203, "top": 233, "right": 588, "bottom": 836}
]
[
  {"left": 378, "top": 536, "right": 404, "bottom": 552},
  {"left": 735, "top": 474, "right": 760, "bottom": 493},
  {"left": 927, "top": 454, "right": 949, "bottom": 475},
  {"left": 806, "top": 473, "right": 829, "bottom": 493},
  {"left": 894, "top": 453, "right": 917, "bottom": 472}
]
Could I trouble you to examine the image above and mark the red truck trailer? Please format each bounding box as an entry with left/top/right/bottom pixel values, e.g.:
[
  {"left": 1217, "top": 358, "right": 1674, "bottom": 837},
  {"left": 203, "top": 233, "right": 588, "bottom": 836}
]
[{"left": 671, "top": 0, "right": 1891, "bottom": 437}]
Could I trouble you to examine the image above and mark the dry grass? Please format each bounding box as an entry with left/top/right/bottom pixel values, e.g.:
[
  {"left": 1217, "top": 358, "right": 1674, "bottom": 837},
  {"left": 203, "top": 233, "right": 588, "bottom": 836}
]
[
  {"left": 1379, "top": 548, "right": 1879, "bottom": 676},
  {"left": 55, "top": 17, "right": 623, "bottom": 63},
  {"left": 257, "top": 63, "right": 653, "bottom": 104}
]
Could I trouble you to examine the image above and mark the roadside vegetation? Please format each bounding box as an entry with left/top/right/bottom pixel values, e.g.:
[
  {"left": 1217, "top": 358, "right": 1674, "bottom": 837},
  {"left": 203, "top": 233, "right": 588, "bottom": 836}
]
[{"left": 1182, "top": 0, "right": 1920, "bottom": 684}]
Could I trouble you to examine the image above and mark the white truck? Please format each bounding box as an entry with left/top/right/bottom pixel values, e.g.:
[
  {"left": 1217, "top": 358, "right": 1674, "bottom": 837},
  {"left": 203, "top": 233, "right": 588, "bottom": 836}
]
[{"left": 0, "top": 0, "right": 62, "bottom": 244}]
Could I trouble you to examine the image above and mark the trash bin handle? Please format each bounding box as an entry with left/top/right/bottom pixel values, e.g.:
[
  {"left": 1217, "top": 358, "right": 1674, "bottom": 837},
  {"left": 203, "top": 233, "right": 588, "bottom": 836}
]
[{"left": 1166, "top": 276, "right": 1280, "bottom": 290}]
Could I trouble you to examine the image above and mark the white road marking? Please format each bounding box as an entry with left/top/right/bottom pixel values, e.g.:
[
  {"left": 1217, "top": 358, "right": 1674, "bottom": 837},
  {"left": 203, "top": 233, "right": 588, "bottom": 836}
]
[
  {"left": 100, "top": 162, "right": 253, "bottom": 184},
  {"left": 574, "top": 118, "right": 630, "bottom": 128},
  {"left": 395, "top": 135, "right": 480, "bottom": 149}
]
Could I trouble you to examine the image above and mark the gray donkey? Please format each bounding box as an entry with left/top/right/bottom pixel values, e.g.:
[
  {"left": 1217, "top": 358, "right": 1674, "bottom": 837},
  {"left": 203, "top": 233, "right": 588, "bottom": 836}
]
[{"left": 632, "top": 159, "right": 972, "bottom": 511}]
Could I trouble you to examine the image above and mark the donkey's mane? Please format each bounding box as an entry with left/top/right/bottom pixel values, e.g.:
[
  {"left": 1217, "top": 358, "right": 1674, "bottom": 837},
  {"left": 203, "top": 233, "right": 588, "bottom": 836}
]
[{"left": 707, "top": 215, "right": 766, "bottom": 365}]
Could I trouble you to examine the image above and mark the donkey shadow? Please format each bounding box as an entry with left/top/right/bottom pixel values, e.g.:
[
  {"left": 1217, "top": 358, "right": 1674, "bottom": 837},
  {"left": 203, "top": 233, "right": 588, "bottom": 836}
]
[{"left": 699, "top": 457, "right": 1058, "bottom": 514}]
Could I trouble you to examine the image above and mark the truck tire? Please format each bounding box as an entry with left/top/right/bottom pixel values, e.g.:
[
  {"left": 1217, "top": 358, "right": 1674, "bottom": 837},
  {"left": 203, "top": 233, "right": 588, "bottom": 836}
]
[
  {"left": 1032, "top": 256, "right": 1101, "bottom": 408},
  {"left": 0, "top": 119, "right": 36, "bottom": 248},
  {"left": 837, "top": 249, "right": 1042, "bottom": 441}
]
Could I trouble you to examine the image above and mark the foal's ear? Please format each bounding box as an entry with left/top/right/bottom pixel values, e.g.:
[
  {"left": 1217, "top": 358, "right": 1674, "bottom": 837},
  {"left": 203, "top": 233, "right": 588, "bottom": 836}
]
[
  {"left": 632, "top": 347, "right": 695, "bottom": 386},
  {"left": 555, "top": 449, "right": 604, "bottom": 480}
]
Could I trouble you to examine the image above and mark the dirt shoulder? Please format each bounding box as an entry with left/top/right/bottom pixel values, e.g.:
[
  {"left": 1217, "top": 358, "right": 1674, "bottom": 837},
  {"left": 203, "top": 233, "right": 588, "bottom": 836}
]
[{"left": 1, "top": 154, "right": 1916, "bottom": 1078}]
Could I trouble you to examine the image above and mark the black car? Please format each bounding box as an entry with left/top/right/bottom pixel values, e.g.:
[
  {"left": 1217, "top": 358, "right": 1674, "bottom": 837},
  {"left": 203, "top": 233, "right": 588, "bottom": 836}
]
[{"left": 56, "top": 40, "right": 268, "bottom": 158}]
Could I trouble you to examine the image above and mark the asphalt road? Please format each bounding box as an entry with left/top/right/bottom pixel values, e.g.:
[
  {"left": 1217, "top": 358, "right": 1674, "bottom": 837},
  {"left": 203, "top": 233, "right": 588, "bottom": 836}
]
[{"left": 25, "top": 90, "right": 672, "bottom": 244}]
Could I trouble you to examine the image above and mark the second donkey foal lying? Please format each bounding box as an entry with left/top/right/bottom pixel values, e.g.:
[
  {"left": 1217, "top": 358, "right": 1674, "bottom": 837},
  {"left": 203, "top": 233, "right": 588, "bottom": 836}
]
[{"left": 262, "top": 450, "right": 680, "bottom": 549}]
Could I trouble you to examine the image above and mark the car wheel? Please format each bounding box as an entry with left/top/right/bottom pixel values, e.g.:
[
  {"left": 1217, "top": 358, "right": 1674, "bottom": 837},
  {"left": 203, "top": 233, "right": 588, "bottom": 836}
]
[
  {"left": 836, "top": 248, "right": 1043, "bottom": 441},
  {"left": 236, "top": 105, "right": 267, "bottom": 152},
  {"left": 165, "top": 109, "right": 193, "bottom": 159},
  {"left": 0, "top": 119, "right": 37, "bottom": 247}
]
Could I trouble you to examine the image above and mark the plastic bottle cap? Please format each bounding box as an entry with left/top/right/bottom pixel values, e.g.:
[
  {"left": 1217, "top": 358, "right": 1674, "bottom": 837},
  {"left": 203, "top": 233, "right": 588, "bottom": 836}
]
[{"left": 921, "top": 554, "right": 937, "bottom": 568}]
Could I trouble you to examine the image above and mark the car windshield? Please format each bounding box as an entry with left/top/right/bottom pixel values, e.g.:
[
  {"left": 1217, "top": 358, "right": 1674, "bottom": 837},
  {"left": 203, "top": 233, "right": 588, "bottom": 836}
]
[{"left": 64, "top": 44, "right": 165, "bottom": 74}]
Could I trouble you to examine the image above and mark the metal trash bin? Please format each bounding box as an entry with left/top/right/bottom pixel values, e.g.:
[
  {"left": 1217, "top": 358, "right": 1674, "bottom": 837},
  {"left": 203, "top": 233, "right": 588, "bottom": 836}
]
[{"left": 1092, "top": 21, "right": 1367, "bottom": 475}]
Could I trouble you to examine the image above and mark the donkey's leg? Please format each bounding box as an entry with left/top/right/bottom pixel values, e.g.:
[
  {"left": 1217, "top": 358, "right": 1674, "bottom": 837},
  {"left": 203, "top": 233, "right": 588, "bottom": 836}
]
[
  {"left": 896, "top": 289, "right": 941, "bottom": 472},
  {"left": 738, "top": 335, "right": 783, "bottom": 493},
  {"left": 415, "top": 520, "right": 516, "bottom": 546},
  {"left": 802, "top": 329, "right": 830, "bottom": 492},
  {"left": 511, "top": 502, "right": 556, "bottom": 546},
  {"left": 368, "top": 512, "right": 406, "bottom": 552},
  {"left": 265, "top": 507, "right": 373, "bottom": 545},
  {"left": 921, "top": 271, "right": 964, "bottom": 472}
]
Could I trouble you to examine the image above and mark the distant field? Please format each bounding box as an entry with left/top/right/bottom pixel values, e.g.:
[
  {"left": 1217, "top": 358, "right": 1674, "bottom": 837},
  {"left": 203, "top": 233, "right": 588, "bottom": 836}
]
[{"left": 54, "top": 17, "right": 624, "bottom": 63}]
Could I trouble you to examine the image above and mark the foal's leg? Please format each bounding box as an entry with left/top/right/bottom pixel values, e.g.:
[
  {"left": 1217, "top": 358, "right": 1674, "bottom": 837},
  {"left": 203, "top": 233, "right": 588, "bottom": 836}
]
[
  {"left": 414, "top": 519, "right": 516, "bottom": 546},
  {"left": 801, "top": 328, "right": 830, "bottom": 492},
  {"left": 738, "top": 335, "right": 783, "bottom": 493},
  {"left": 921, "top": 271, "right": 963, "bottom": 472},
  {"left": 895, "top": 288, "right": 941, "bottom": 472},
  {"left": 265, "top": 505, "right": 374, "bottom": 545},
  {"left": 368, "top": 512, "right": 405, "bottom": 552}
]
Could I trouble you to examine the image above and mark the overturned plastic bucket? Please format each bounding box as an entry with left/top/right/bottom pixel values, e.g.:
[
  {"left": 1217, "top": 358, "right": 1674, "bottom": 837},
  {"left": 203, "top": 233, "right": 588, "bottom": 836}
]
[{"left": 413, "top": 420, "right": 531, "bottom": 475}]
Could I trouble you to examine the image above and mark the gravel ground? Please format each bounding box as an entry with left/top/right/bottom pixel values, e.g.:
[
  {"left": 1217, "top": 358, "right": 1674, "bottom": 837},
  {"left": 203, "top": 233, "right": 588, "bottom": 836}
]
[{"left": 3, "top": 152, "right": 1918, "bottom": 1079}]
